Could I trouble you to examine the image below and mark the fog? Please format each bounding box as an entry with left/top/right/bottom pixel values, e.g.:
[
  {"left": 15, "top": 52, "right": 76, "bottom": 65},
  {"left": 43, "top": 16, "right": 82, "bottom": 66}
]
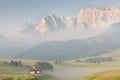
[
  {"left": 44, "top": 67, "right": 118, "bottom": 80},
  {"left": 37, "top": 26, "right": 109, "bottom": 42},
  {"left": 0, "top": 37, "right": 29, "bottom": 58},
  {"left": 0, "top": 24, "right": 111, "bottom": 58},
  {"left": 16, "top": 25, "right": 109, "bottom": 46}
]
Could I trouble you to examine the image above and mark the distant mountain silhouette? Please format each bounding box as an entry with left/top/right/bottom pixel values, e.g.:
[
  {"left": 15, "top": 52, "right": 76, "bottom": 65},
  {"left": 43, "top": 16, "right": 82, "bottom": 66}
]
[{"left": 16, "top": 22, "right": 120, "bottom": 60}]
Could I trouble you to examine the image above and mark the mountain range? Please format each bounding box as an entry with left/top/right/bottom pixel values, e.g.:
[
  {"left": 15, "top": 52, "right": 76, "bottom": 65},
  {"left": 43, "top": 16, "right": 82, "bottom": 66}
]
[
  {"left": 16, "top": 22, "right": 120, "bottom": 60},
  {"left": 2, "top": 7, "right": 120, "bottom": 60},
  {"left": 17, "top": 7, "right": 120, "bottom": 35}
]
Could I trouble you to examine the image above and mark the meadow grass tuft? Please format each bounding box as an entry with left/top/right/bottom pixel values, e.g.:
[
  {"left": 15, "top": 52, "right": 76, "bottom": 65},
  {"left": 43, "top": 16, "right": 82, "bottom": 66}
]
[{"left": 82, "top": 69, "right": 120, "bottom": 80}]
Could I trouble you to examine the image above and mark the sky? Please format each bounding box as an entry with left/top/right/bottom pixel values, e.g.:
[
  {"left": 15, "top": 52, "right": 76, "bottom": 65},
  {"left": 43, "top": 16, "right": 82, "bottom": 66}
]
[{"left": 0, "top": 0, "right": 120, "bottom": 35}]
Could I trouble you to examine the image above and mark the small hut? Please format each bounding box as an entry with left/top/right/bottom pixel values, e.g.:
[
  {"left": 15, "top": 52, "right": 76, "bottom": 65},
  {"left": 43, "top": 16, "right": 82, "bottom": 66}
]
[
  {"left": 55, "top": 60, "right": 62, "bottom": 64},
  {"left": 29, "top": 65, "right": 41, "bottom": 74},
  {"left": 29, "top": 69, "right": 41, "bottom": 74}
]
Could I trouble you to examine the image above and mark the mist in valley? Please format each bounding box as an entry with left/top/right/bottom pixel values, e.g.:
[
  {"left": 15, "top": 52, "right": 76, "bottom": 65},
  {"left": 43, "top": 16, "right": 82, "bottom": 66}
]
[
  {"left": 43, "top": 66, "right": 119, "bottom": 80},
  {"left": 0, "top": 1, "right": 120, "bottom": 80}
]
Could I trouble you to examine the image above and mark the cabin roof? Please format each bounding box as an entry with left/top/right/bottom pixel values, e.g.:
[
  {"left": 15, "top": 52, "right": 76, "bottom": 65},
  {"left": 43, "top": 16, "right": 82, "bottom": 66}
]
[{"left": 29, "top": 69, "right": 40, "bottom": 71}]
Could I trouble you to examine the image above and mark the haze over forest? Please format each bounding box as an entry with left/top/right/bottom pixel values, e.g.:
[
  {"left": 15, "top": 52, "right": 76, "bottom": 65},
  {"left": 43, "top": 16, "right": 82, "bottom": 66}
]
[{"left": 0, "top": 0, "right": 120, "bottom": 60}]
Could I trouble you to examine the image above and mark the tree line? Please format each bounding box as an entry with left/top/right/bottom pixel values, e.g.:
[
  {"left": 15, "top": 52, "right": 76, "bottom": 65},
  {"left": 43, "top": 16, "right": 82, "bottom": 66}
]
[
  {"left": 1, "top": 60, "right": 23, "bottom": 67},
  {"left": 76, "top": 57, "right": 112, "bottom": 63}
]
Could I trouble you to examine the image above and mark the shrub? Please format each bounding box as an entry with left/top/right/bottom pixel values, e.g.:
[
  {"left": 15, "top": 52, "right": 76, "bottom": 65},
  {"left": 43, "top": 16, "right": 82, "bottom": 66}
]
[
  {"left": 10, "top": 60, "right": 23, "bottom": 67},
  {"left": 26, "top": 77, "right": 42, "bottom": 80},
  {"left": 3, "top": 77, "right": 13, "bottom": 80},
  {"left": 35, "top": 62, "right": 53, "bottom": 70}
]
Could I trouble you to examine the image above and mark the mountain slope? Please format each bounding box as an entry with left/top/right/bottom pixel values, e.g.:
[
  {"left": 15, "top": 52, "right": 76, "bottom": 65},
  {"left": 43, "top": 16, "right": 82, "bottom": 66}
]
[
  {"left": 0, "top": 36, "right": 29, "bottom": 58},
  {"left": 17, "top": 7, "right": 120, "bottom": 35},
  {"left": 0, "top": 35, "right": 5, "bottom": 38},
  {"left": 16, "top": 22, "right": 120, "bottom": 60},
  {"left": 82, "top": 69, "right": 120, "bottom": 80}
]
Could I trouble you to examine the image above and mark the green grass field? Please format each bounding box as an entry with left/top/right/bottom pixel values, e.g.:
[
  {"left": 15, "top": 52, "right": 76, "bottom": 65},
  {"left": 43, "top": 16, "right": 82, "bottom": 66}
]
[
  {"left": 82, "top": 69, "right": 120, "bottom": 80},
  {"left": 80, "top": 49, "right": 120, "bottom": 61},
  {"left": 78, "top": 49, "right": 120, "bottom": 80},
  {"left": 0, "top": 49, "right": 120, "bottom": 80},
  {"left": 99, "top": 50, "right": 120, "bottom": 61},
  {"left": 0, "top": 58, "right": 105, "bottom": 80},
  {"left": 0, "top": 59, "right": 56, "bottom": 80},
  {"left": 0, "top": 65, "right": 56, "bottom": 80}
]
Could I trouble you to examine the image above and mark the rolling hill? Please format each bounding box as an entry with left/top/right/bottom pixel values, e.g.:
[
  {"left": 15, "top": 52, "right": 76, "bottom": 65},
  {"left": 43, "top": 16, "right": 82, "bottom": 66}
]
[
  {"left": 15, "top": 22, "right": 120, "bottom": 60},
  {"left": 82, "top": 69, "right": 120, "bottom": 80}
]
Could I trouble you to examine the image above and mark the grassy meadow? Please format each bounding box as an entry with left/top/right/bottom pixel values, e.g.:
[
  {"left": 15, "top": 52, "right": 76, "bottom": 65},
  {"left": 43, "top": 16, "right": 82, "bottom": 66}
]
[
  {"left": 0, "top": 59, "right": 56, "bottom": 80},
  {"left": 0, "top": 65, "right": 56, "bottom": 80},
  {"left": 82, "top": 69, "right": 120, "bottom": 80},
  {"left": 0, "top": 49, "right": 120, "bottom": 80}
]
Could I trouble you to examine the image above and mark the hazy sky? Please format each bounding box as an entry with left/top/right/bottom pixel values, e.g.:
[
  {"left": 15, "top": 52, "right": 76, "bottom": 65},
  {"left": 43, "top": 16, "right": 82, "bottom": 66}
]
[{"left": 0, "top": 0, "right": 120, "bottom": 34}]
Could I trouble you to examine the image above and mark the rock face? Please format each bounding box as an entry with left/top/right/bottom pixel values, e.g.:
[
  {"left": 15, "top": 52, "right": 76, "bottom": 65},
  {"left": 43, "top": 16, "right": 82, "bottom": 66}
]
[
  {"left": 14, "top": 7, "right": 120, "bottom": 60},
  {"left": 18, "top": 7, "right": 120, "bottom": 34}
]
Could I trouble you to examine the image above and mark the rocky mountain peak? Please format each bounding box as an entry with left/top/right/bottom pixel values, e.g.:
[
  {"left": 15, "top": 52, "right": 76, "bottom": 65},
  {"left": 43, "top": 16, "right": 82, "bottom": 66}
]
[{"left": 17, "top": 7, "right": 120, "bottom": 34}]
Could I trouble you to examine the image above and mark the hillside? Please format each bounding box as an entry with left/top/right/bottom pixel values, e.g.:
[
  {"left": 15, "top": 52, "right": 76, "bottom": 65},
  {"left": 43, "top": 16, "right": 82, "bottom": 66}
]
[
  {"left": 16, "top": 23, "right": 120, "bottom": 60},
  {"left": 0, "top": 37, "right": 28, "bottom": 58},
  {"left": 98, "top": 49, "right": 120, "bottom": 61},
  {"left": 0, "top": 61, "right": 56, "bottom": 80},
  {"left": 1, "top": 7, "right": 120, "bottom": 59},
  {"left": 82, "top": 69, "right": 120, "bottom": 80}
]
